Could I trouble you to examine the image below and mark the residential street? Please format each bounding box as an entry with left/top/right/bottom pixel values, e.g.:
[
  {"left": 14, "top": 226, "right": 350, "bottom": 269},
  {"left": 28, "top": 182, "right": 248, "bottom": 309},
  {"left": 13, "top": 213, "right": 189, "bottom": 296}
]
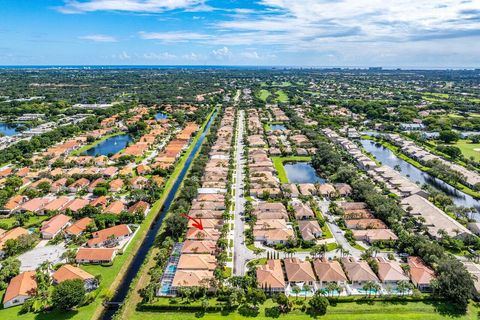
[{"left": 233, "top": 110, "right": 257, "bottom": 275}]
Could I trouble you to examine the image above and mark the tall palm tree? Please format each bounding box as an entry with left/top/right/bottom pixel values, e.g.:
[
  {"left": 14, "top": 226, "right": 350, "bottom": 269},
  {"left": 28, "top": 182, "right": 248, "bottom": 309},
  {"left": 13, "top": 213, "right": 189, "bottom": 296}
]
[{"left": 303, "top": 284, "right": 311, "bottom": 299}]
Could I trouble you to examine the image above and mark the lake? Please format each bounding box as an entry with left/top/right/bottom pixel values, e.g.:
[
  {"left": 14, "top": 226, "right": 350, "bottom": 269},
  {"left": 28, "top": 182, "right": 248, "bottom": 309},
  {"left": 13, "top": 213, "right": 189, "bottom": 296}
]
[
  {"left": 271, "top": 124, "right": 287, "bottom": 131},
  {"left": 84, "top": 133, "right": 132, "bottom": 156},
  {"left": 284, "top": 162, "right": 325, "bottom": 184},
  {"left": 0, "top": 123, "right": 19, "bottom": 136},
  {"left": 361, "top": 139, "right": 480, "bottom": 214},
  {"left": 155, "top": 112, "right": 168, "bottom": 120}
]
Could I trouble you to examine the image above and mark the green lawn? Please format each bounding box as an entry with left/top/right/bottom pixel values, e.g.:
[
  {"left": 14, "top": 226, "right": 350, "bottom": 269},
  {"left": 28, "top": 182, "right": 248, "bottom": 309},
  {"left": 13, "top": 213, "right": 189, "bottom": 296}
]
[
  {"left": 271, "top": 156, "right": 312, "bottom": 184},
  {"left": 256, "top": 89, "right": 271, "bottom": 102},
  {"left": 128, "top": 299, "right": 480, "bottom": 320},
  {"left": 275, "top": 90, "right": 288, "bottom": 103},
  {"left": 454, "top": 139, "right": 480, "bottom": 161}
]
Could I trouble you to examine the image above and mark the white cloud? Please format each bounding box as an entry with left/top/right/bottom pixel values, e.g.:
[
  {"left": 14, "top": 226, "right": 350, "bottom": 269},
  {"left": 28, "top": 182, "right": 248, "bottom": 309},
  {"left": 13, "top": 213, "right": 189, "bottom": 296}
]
[
  {"left": 142, "top": 52, "right": 177, "bottom": 60},
  {"left": 139, "top": 31, "right": 212, "bottom": 43},
  {"left": 210, "top": 0, "right": 480, "bottom": 50},
  {"left": 79, "top": 34, "right": 117, "bottom": 42},
  {"left": 57, "top": 0, "right": 207, "bottom": 14},
  {"left": 112, "top": 51, "right": 131, "bottom": 60},
  {"left": 211, "top": 46, "right": 231, "bottom": 59}
]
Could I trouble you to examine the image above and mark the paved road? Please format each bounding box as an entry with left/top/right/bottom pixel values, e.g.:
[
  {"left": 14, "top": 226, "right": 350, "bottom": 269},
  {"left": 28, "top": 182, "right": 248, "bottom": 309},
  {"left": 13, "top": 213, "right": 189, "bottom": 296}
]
[{"left": 233, "top": 110, "right": 258, "bottom": 275}]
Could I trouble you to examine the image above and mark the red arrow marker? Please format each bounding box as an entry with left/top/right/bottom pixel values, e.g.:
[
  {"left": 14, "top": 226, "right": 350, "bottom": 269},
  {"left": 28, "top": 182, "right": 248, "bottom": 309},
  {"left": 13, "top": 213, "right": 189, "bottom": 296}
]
[{"left": 181, "top": 213, "right": 204, "bottom": 231}]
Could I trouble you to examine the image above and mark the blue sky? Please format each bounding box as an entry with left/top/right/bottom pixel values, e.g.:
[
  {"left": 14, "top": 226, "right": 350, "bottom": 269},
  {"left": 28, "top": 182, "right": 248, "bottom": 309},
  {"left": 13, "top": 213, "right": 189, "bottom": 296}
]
[{"left": 1, "top": 0, "right": 480, "bottom": 67}]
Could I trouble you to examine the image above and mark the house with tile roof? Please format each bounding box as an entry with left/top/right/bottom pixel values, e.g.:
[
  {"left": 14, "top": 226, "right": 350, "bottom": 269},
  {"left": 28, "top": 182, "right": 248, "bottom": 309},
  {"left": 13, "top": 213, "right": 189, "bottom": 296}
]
[
  {"left": 256, "top": 260, "right": 285, "bottom": 292},
  {"left": 3, "top": 271, "right": 37, "bottom": 308},
  {"left": 52, "top": 264, "right": 97, "bottom": 291},
  {"left": 40, "top": 214, "right": 71, "bottom": 239}
]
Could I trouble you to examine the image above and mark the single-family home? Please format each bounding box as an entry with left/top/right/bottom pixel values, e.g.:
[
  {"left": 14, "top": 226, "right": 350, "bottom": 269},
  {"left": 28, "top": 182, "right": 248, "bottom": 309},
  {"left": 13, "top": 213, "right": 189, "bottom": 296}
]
[
  {"left": 3, "top": 271, "right": 37, "bottom": 308},
  {"left": 52, "top": 264, "right": 97, "bottom": 291},
  {"left": 256, "top": 260, "right": 285, "bottom": 292},
  {"left": 76, "top": 248, "right": 117, "bottom": 264},
  {"left": 40, "top": 214, "right": 71, "bottom": 239}
]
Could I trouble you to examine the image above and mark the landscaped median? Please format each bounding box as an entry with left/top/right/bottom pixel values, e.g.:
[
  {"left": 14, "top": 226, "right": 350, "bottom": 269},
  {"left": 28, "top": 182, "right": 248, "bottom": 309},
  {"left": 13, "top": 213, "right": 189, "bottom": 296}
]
[{"left": 271, "top": 156, "right": 312, "bottom": 184}]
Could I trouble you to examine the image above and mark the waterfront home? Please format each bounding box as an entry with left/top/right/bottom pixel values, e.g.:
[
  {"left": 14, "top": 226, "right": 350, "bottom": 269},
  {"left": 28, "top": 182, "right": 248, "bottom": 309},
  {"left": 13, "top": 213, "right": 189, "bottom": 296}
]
[
  {"left": 40, "top": 214, "right": 71, "bottom": 239},
  {"left": 177, "top": 254, "right": 217, "bottom": 271},
  {"left": 186, "top": 228, "right": 220, "bottom": 241},
  {"left": 407, "top": 256, "right": 435, "bottom": 292},
  {"left": 298, "top": 183, "right": 317, "bottom": 196},
  {"left": 3, "top": 271, "right": 37, "bottom": 308},
  {"left": 181, "top": 240, "right": 217, "bottom": 254},
  {"left": 52, "top": 264, "right": 97, "bottom": 291},
  {"left": 256, "top": 260, "right": 285, "bottom": 292},
  {"left": 313, "top": 258, "right": 348, "bottom": 287},
  {"left": 65, "top": 217, "right": 93, "bottom": 237},
  {"left": 284, "top": 258, "right": 316, "bottom": 286},
  {"left": 298, "top": 220, "right": 322, "bottom": 241},
  {"left": 128, "top": 200, "right": 150, "bottom": 216},
  {"left": 87, "top": 224, "right": 132, "bottom": 248},
  {"left": 317, "top": 184, "right": 336, "bottom": 198},
  {"left": 375, "top": 257, "right": 409, "bottom": 284},
  {"left": 334, "top": 183, "right": 353, "bottom": 196},
  {"left": 76, "top": 248, "right": 116, "bottom": 264},
  {"left": 282, "top": 184, "right": 300, "bottom": 197}
]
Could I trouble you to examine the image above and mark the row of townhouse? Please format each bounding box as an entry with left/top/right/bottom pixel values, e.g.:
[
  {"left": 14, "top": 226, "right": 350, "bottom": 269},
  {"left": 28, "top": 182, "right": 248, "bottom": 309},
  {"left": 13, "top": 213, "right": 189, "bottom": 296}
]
[
  {"left": 257, "top": 256, "right": 436, "bottom": 296},
  {"left": 166, "top": 107, "right": 235, "bottom": 294},
  {"left": 384, "top": 133, "right": 480, "bottom": 188}
]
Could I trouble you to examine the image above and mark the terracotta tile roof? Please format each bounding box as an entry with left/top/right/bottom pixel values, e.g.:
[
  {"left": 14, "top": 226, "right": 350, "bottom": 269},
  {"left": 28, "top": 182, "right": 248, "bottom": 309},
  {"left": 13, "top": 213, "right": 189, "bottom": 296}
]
[
  {"left": 41, "top": 214, "right": 71, "bottom": 236},
  {"left": 3, "top": 271, "right": 37, "bottom": 305},
  {"left": 87, "top": 224, "right": 131, "bottom": 247},
  {"left": 42, "top": 196, "right": 71, "bottom": 212},
  {"left": 177, "top": 254, "right": 217, "bottom": 271},
  {"left": 181, "top": 240, "right": 217, "bottom": 254},
  {"left": 65, "top": 217, "right": 93, "bottom": 236},
  {"left": 376, "top": 257, "right": 409, "bottom": 282},
  {"left": 172, "top": 270, "right": 214, "bottom": 288},
  {"left": 313, "top": 258, "right": 348, "bottom": 282},
  {"left": 256, "top": 260, "right": 285, "bottom": 289},
  {"left": 3, "top": 195, "right": 24, "bottom": 210},
  {"left": 408, "top": 256, "right": 435, "bottom": 286},
  {"left": 20, "top": 197, "right": 50, "bottom": 212},
  {"left": 128, "top": 201, "right": 149, "bottom": 215},
  {"left": 0, "top": 227, "right": 28, "bottom": 250},
  {"left": 284, "top": 258, "right": 316, "bottom": 282},
  {"left": 341, "top": 257, "right": 379, "bottom": 282},
  {"left": 76, "top": 248, "right": 116, "bottom": 262},
  {"left": 52, "top": 264, "right": 94, "bottom": 283},
  {"left": 105, "top": 200, "right": 125, "bottom": 215},
  {"left": 64, "top": 198, "right": 90, "bottom": 212}
]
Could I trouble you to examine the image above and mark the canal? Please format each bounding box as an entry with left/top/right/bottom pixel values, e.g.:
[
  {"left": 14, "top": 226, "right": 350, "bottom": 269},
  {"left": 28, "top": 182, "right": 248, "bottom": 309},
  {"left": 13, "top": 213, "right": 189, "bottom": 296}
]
[
  {"left": 361, "top": 139, "right": 480, "bottom": 214},
  {"left": 101, "top": 111, "right": 217, "bottom": 320}
]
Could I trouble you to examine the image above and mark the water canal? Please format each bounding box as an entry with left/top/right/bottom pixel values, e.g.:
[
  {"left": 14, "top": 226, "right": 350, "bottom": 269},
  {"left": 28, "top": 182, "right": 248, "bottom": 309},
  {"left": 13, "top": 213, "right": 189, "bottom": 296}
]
[
  {"left": 361, "top": 139, "right": 480, "bottom": 214},
  {"left": 101, "top": 111, "right": 216, "bottom": 320}
]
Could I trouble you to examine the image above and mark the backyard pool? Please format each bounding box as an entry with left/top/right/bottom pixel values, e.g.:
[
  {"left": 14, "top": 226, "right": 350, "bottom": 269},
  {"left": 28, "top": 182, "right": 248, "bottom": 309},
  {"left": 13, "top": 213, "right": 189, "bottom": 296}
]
[{"left": 270, "top": 124, "right": 287, "bottom": 131}]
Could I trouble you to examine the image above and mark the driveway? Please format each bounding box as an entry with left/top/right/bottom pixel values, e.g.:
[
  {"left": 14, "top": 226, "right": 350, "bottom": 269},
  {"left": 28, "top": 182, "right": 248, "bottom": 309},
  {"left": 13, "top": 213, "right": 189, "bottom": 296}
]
[{"left": 19, "top": 244, "right": 67, "bottom": 272}]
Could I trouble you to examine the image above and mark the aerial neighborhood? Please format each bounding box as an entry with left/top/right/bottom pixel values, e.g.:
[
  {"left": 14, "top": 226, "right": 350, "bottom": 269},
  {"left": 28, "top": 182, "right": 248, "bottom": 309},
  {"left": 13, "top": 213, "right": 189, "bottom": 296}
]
[{"left": 0, "top": 68, "right": 480, "bottom": 320}]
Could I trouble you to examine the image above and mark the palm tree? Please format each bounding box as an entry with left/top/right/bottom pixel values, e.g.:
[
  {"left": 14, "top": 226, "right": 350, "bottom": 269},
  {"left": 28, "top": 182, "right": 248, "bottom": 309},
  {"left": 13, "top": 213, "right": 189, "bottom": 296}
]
[
  {"left": 326, "top": 282, "right": 340, "bottom": 297},
  {"left": 303, "top": 284, "right": 311, "bottom": 299},
  {"left": 336, "top": 244, "right": 344, "bottom": 257},
  {"left": 292, "top": 285, "right": 301, "bottom": 300},
  {"left": 362, "top": 281, "right": 375, "bottom": 297}
]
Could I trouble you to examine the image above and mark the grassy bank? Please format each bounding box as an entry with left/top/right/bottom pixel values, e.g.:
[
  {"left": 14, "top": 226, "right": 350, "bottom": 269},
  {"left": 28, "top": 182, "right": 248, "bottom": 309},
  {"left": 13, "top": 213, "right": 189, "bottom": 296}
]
[
  {"left": 271, "top": 156, "right": 312, "bottom": 183},
  {"left": 128, "top": 298, "right": 480, "bottom": 320}
]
